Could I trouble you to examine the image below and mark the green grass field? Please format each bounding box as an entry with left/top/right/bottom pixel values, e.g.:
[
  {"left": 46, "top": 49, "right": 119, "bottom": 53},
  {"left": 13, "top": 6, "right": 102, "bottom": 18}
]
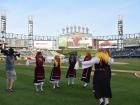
[{"left": 0, "top": 58, "right": 140, "bottom": 105}]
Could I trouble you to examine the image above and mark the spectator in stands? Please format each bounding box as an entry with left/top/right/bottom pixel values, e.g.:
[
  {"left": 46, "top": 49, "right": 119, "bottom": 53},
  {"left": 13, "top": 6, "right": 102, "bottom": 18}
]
[
  {"left": 50, "top": 55, "right": 61, "bottom": 89},
  {"left": 34, "top": 51, "right": 45, "bottom": 92}
]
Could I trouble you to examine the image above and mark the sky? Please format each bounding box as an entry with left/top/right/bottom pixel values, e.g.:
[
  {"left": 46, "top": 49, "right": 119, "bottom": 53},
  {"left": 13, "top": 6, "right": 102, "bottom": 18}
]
[{"left": 0, "top": 0, "right": 140, "bottom": 36}]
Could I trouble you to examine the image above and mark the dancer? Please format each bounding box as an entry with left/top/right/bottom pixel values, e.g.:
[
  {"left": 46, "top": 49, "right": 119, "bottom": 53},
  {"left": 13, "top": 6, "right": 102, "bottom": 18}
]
[
  {"left": 50, "top": 55, "right": 61, "bottom": 89},
  {"left": 82, "top": 49, "right": 113, "bottom": 105},
  {"left": 34, "top": 51, "right": 45, "bottom": 92},
  {"left": 66, "top": 54, "right": 77, "bottom": 85},
  {"left": 81, "top": 52, "right": 92, "bottom": 87},
  {"left": 93, "top": 49, "right": 113, "bottom": 105}
]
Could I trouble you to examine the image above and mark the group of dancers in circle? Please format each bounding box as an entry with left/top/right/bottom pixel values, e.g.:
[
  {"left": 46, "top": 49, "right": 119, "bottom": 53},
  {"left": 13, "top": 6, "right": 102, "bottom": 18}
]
[{"left": 34, "top": 48, "right": 113, "bottom": 105}]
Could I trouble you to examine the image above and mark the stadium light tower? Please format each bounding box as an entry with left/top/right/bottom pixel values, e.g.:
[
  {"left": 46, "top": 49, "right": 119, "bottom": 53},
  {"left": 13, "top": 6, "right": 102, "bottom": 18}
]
[
  {"left": 0, "top": 10, "right": 6, "bottom": 34},
  {"left": 86, "top": 27, "right": 89, "bottom": 34},
  {"left": 118, "top": 15, "right": 123, "bottom": 35},
  {"left": 70, "top": 26, "right": 73, "bottom": 33},
  {"left": 78, "top": 26, "right": 81, "bottom": 33},
  {"left": 66, "top": 27, "right": 69, "bottom": 33},
  {"left": 28, "top": 16, "right": 33, "bottom": 49},
  {"left": 0, "top": 10, "right": 6, "bottom": 49},
  {"left": 62, "top": 28, "right": 65, "bottom": 34},
  {"left": 118, "top": 15, "right": 124, "bottom": 50}
]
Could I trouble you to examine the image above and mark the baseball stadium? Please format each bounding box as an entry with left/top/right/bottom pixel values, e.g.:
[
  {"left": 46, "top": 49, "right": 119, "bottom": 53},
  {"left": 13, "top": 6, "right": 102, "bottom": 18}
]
[{"left": 0, "top": 5, "right": 140, "bottom": 105}]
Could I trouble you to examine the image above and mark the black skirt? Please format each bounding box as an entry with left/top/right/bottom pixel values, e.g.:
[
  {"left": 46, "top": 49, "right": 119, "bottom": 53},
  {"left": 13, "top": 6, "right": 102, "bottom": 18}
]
[
  {"left": 93, "top": 70, "right": 112, "bottom": 99},
  {"left": 81, "top": 67, "right": 92, "bottom": 83}
]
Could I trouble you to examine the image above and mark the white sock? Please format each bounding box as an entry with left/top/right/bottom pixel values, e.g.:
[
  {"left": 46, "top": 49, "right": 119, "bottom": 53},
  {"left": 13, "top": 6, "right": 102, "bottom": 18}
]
[
  {"left": 56, "top": 81, "right": 60, "bottom": 87},
  {"left": 105, "top": 98, "right": 109, "bottom": 105},
  {"left": 68, "top": 78, "right": 70, "bottom": 85},
  {"left": 70, "top": 78, "right": 72, "bottom": 84},
  {"left": 35, "top": 85, "right": 39, "bottom": 91},
  {"left": 40, "top": 84, "right": 44, "bottom": 91},
  {"left": 84, "top": 83, "right": 88, "bottom": 87},
  {"left": 53, "top": 83, "right": 56, "bottom": 89},
  {"left": 71, "top": 78, "right": 75, "bottom": 85},
  {"left": 99, "top": 98, "right": 104, "bottom": 104}
]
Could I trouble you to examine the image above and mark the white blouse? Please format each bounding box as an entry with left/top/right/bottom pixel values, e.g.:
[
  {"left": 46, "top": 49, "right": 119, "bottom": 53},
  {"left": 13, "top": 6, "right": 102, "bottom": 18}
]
[{"left": 81, "top": 57, "right": 114, "bottom": 69}]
